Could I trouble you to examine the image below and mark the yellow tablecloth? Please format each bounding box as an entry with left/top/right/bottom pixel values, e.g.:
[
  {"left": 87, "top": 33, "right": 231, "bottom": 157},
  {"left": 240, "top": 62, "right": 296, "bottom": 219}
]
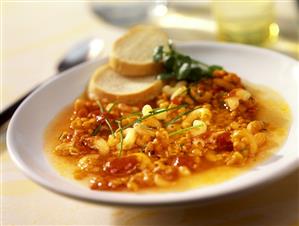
[{"left": 2, "top": 2, "right": 299, "bottom": 225}]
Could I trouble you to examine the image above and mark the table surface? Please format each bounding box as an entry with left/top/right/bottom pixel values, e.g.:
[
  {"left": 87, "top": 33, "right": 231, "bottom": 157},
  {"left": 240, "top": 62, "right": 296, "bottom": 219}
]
[{"left": 2, "top": 2, "right": 299, "bottom": 226}]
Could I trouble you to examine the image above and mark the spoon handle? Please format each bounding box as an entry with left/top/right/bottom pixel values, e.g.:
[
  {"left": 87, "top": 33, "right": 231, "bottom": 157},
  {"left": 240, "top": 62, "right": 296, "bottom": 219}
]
[{"left": 0, "top": 88, "right": 35, "bottom": 126}]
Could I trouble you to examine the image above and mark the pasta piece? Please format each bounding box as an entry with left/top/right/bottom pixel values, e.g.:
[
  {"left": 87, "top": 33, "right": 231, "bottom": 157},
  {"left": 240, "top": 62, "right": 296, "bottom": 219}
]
[
  {"left": 170, "top": 86, "right": 187, "bottom": 100},
  {"left": 142, "top": 104, "right": 153, "bottom": 116},
  {"left": 182, "top": 107, "right": 212, "bottom": 128},
  {"left": 108, "top": 133, "right": 120, "bottom": 147},
  {"left": 130, "top": 153, "right": 153, "bottom": 169},
  {"left": 142, "top": 117, "right": 162, "bottom": 128},
  {"left": 254, "top": 132, "right": 267, "bottom": 147},
  {"left": 92, "top": 137, "right": 110, "bottom": 155},
  {"left": 178, "top": 166, "right": 191, "bottom": 176},
  {"left": 225, "top": 88, "right": 251, "bottom": 111},
  {"left": 190, "top": 120, "right": 207, "bottom": 137},
  {"left": 224, "top": 97, "right": 239, "bottom": 111},
  {"left": 121, "top": 128, "right": 136, "bottom": 150},
  {"left": 232, "top": 129, "right": 257, "bottom": 154},
  {"left": 205, "top": 151, "right": 222, "bottom": 162},
  {"left": 54, "top": 143, "right": 80, "bottom": 156},
  {"left": 77, "top": 154, "right": 100, "bottom": 173},
  {"left": 226, "top": 152, "right": 244, "bottom": 165},
  {"left": 247, "top": 120, "right": 265, "bottom": 134},
  {"left": 142, "top": 104, "right": 167, "bottom": 120},
  {"left": 162, "top": 81, "right": 187, "bottom": 96},
  {"left": 235, "top": 88, "right": 251, "bottom": 101},
  {"left": 133, "top": 123, "right": 156, "bottom": 137}
]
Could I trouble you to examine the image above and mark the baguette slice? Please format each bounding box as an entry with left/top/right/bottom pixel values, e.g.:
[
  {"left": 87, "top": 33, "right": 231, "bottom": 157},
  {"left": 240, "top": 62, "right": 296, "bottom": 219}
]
[
  {"left": 88, "top": 64, "right": 163, "bottom": 104},
  {"left": 109, "top": 25, "right": 169, "bottom": 77}
]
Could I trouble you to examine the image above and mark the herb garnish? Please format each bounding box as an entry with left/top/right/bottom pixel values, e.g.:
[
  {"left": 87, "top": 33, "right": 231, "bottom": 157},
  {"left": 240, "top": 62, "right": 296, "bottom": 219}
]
[
  {"left": 96, "top": 100, "right": 104, "bottom": 113},
  {"left": 169, "top": 123, "right": 204, "bottom": 136},
  {"left": 153, "top": 42, "right": 223, "bottom": 82},
  {"left": 122, "top": 104, "right": 188, "bottom": 129},
  {"left": 107, "top": 102, "right": 117, "bottom": 113},
  {"left": 91, "top": 125, "right": 102, "bottom": 136},
  {"left": 117, "top": 121, "right": 124, "bottom": 157},
  {"left": 105, "top": 118, "right": 115, "bottom": 137},
  {"left": 164, "top": 107, "right": 200, "bottom": 126},
  {"left": 119, "top": 111, "right": 143, "bottom": 120},
  {"left": 92, "top": 100, "right": 115, "bottom": 137}
]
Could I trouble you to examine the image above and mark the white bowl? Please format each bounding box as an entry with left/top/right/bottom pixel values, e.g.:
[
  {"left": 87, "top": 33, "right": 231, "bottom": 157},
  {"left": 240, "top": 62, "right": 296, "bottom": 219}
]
[{"left": 7, "top": 42, "right": 299, "bottom": 207}]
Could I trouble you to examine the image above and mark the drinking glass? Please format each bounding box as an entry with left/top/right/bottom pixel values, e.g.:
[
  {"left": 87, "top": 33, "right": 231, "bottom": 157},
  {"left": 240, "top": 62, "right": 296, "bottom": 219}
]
[{"left": 212, "top": 1, "right": 278, "bottom": 45}]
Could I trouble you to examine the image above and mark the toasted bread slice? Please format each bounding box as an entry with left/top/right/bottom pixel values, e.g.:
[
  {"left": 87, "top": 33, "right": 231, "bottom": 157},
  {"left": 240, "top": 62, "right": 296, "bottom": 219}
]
[
  {"left": 109, "top": 25, "right": 169, "bottom": 77},
  {"left": 87, "top": 64, "right": 163, "bottom": 104}
]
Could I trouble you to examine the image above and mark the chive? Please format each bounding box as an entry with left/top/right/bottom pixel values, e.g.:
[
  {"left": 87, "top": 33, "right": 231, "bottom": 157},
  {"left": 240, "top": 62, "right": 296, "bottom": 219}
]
[
  {"left": 165, "top": 106, "right": 200, "bottom": 126},
  {"left": 165, "top": 109, "right": 192, "bottom": 126},
  {"left": 117, "top": 121, "right": 124, "bottom": 157},
  {"left": 92, "top": 125, "right": 102, "bottom": 136},
  {"left": 105, "top": 118, "right": 115, "bottom": 137},
  {"left": 120, "top": 111, "right": 142, "bottom": 120},
  {"left": 92, "top": 100, "right": 104, "bottom": 136},
  {"left": 120, "top": 104, "right": 186, "bottom": 122},
  {"left": 122, "top": 104, "right": 188, "bottom": 129},
  {"left": 94, "top": 100, "right": 115, "bottom": 136},
  {"left": 169, "top": 124, "right": 203, "bottom": 136},
  {"left": 107, "top": 102, "right": 117, "bottom": 113},
  {"left": 96, "top": 100, "right": 104, "bottom": 113},
  {"left": 150, "top": 104, "right": 188, "bottom": 115},
  {"left": 138, "top": 124, "right": 154, "bottom": 131}
]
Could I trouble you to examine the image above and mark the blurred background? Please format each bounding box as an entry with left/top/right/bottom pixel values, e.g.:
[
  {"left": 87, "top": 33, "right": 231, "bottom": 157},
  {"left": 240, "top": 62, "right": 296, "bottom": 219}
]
[
  {"left": 1, "top": 1, "right": 299, "bottom": 225},
  {"left": 2, "top": 0, "right": 298, "bottom": 111}
]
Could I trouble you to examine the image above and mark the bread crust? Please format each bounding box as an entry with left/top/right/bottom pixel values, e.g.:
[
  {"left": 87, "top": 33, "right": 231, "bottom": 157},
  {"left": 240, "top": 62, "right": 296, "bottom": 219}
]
[
  {"left": 87, "top": 64, "right": 163, "bottom": 105},
  {"left": 109, "top": 25, "right": 168, "bottom": 77},
  {"left": 109, "top": 57, "right": 164, "bottom": 77}
]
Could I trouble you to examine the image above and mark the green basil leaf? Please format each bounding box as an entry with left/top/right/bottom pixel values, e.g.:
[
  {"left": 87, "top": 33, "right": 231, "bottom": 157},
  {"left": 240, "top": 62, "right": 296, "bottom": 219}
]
[
  {"left": 152, "top": 42, "right": 224, "bottom": 82},
  {"left": 209, "top": 65, "right": 223, "bottom": 72},
  {"left": 188, "top": 67, "right": 203, "bottom": 81},
  {"left": 153, "top": 46, "right": 164, "bottom": 62},
  {"left": 177, "top": 63, "right": 191, "bottom": 80},
  {"left": 163, "top": 55, "right": 175, "bottom": 71},
  {"left": 157, "top": 72, "right": 175, "bottom": 80}
]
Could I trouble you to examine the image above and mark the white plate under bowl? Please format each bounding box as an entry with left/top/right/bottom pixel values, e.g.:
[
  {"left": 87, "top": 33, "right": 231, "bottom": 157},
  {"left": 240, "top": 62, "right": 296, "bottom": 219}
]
[{"left": 7, "top": 42, "right": 299, "bottom": 207}]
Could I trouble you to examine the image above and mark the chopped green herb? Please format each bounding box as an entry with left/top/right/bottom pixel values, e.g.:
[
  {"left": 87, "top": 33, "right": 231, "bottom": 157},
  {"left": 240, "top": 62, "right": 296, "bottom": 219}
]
[
  {"left": 122, "top": 104, "right": 188, "bottom": 129},
  {"left": 164, "top": 107, "right": 200, "bottom": 126},
  {"left": 120, "top": 111, "right": 143, "bottom": 120},
  {"left": 107, "top": 102, "right": 117, "bottom": 113},
  {"left": 105, "top": 118, "right": 115, "bottom": 137},
  {"left": 96, "top": 100, "right": 104, "bottom": 113},
  {"left": 153, "top": 43, "right": 223, "bottom": 82},
  {"left": 117, "top": 121, "right": 124, "bottom": 157},
  {"left": 92, "top": 125, "right": 102, "bottom": 136},
  {"left": 153, "top": 45, "right": 164, "bottom": 62},
  {"left": 169, "top": 124, "right": 203, "bottom": 136},
  {"left": 93, "top": 99, "right": 115, "bottom": 137}
]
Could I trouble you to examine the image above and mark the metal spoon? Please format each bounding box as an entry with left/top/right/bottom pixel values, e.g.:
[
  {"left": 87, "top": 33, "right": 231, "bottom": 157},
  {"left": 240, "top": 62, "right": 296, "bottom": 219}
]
[{"left": 0, "top": 38, "right": 104, "bottom": 126}]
